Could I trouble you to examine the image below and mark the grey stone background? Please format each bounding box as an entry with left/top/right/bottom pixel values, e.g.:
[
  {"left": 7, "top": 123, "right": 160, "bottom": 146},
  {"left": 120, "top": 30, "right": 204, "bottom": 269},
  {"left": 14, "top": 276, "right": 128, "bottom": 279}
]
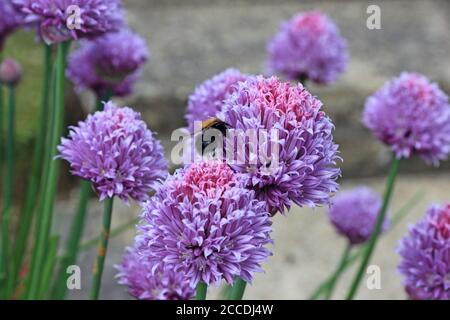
[{"left": 58, "top": 0, "right": 450, "bottom": 299}]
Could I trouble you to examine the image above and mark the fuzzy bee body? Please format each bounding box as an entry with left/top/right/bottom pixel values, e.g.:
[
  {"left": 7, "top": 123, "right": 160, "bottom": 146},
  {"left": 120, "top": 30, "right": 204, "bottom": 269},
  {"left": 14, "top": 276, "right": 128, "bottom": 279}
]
[{"left": 196, "top": 118, "right": 230, "bottom": 154}]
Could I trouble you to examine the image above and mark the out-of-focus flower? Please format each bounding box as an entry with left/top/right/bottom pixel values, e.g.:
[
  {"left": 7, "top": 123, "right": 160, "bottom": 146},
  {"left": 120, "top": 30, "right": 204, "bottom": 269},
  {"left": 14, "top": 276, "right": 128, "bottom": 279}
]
[
  {"left": 398, "top": 203, "right": 450, "bottom": 300},
  {"left": 405, "top": 285, "right": 433, "bottom": 300},
  {"left": 137, "top": 161, "right": 272, "bottom": 287},
  {"left": 185, "top": 68, "right": 248, "bottom": 130},
  {"left": 266, "top": 11, "right": 348, "bottom": 84},
  {"left": 0, "top": 58, "right": 22, "bottom": 86},
  {"left": 116, "top": 246, "right": 195, "bottom": 300},
  {"left": 328, "top": 187, "right": 389, "bottom": 245},
  {"left": 58, "top": 101, "right": 167, "bottom": 203},
  {"left": 67, "top": 29, "right": 149, "bottom": 97},
  {"left": 14, "top": 0, "right": 123, "bottom": 44},
  {"left": 0, "top": 1, "right": 23, "bottom": 50},
  {"left": 363, "top": 72, "right": 450, "bottom": 166},
  {"left": 219, "top": 76, "right": 340, "bottom": 214}
]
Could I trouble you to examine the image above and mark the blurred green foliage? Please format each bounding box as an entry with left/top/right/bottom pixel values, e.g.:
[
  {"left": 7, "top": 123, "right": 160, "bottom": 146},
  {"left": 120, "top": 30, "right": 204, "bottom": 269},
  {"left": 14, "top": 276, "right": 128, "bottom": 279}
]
[{"left": 3, "top": 30, "right": 44, "bottom": 144}]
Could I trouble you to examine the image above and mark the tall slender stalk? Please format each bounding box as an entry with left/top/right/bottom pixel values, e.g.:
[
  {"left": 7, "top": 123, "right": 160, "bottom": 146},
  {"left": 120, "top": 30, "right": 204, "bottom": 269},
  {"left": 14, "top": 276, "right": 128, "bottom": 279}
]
[
  {"left": 309, "top": 190, "right": 424, "bottom": 300},
  {"left": 0, "top": 80, "right": 4, "bottom": 296},
  {"left": 51, "top": 94, "right": 111, "bottom": 299},
  {"left": 90, "top": 197, "right": 114, "bottom": 300},
  {"left": 346, "top": 156, "right": 401, "bottom": 300},
  {"left": 80, "top": 217, "right": 138, "bottom": 251},
  {"left": 51, "top": 181, "right": 91, "bottom": 300},
  {"left": 0, "top": 86, "right": 3, "bottom": 170},
  {"left": 228, "top": 277, "right": 247, "bottom": 300},
  {"left": 196, "top": 281, "right": 208, "bottom": 300},
  {"left": 1, "top": 85, "right": 16, "bottom": 298},
  {"left": 39, "top": 235, "right": 60, "bottom": 299},
  {"left": 0, "top": 52, "right": 3, "bottom": 171},
  {"left": 324, "top": 243, "right": 352, "bottom": 299},
  {"left": 26, "top": 41, "right": 70, "bottom": 299},
  {"left": 13, "top": 45, "right": 53, "bottom": 288}
]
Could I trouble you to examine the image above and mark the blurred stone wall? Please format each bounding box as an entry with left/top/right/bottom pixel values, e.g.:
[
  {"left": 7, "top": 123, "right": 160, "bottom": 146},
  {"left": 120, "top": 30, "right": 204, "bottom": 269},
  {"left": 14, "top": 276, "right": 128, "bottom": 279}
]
[{"left": 106, "top": 0, "right": 450, "bottom": 177}]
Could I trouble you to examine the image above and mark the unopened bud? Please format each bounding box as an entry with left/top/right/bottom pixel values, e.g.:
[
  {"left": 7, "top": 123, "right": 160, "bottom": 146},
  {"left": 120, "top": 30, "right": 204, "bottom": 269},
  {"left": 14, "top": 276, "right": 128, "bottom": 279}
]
[{"left": 0, "top": 58, "right": 22, "bottom": 86}]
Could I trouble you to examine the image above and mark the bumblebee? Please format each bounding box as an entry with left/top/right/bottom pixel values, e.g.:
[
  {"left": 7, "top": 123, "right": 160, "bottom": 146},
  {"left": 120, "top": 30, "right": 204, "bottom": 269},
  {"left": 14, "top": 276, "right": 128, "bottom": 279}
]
[{"left": 196, "top": 118, "right": 230, "bottom": 154}]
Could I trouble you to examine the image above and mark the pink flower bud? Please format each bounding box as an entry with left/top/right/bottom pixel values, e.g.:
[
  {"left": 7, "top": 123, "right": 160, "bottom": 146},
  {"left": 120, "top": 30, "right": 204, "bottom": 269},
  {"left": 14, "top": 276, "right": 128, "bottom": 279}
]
[{"left": 0, "top": 58, "right": 22, "bottom": 86}]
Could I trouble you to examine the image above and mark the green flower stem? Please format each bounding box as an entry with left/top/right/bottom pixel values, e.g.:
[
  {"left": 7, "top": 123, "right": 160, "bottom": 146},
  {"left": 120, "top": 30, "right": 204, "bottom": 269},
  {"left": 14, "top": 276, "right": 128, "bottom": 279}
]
[
  {"left": 220, "top": 284, "right": 232, "bottom": 300},
  {"left": 90, "top": 197, "right": 114, "bottom": 300},
  {"left": 26, "top": 41, "right": 70, "bottom": 299},
  {"left": 39, "top": 235, "right": 60, "bottom": 299},
  {"left": 309, "top": 190, "right": 424, "bottom": 300},
  {"left": 195, "top": 281, "right": 208, "bottom": 300},
  {"left": 0, "top": 69, "right": 3, "bottom": 296},
  {"left": 1, "top": 85, "right": 16, "bottom": 298},
  {"left": 228, "top": 277, "right": 247, "bottom": 300},
  {"left": 0, "top": 51, "right": 3, "bottom": 170},
  {"left": 13, "top": 44, "right": 53, "bottom": 288},
  {"left": 51, "top": 93, "right": 112, "bottom": 299},
  {"left": 80, "top": 217, "right": 138, "bottom": 251},
  {"left": 51, "top": 181, "right": 91, "bottom": 300},
  {"left": 0, "top": 89, "right": 3, "bottom": 168},
  {"left": 309, "top": 278, "right": 331, "bottom": 300},
  {"left": 324, "top": 243, "right": 352, "bottom": 299},
  {"left": 346, "top": 156, "right": 401, "bottom": 300}
]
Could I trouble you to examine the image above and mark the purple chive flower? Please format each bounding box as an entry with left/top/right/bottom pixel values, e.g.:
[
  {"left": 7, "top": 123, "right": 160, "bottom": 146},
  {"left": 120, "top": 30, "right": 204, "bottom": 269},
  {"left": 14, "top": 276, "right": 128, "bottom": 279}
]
[
  {"left": 398, "top": 204, "right": 450, "bottom": 300},
  {"left": 266, "top": 11, "right": 348, "bottom": 84},
  {"left": 0, "top": 1, "right": 23, "bottom": 50},
  {"left": 58, "top": 101, "right": 167, "bottom": 203},
  {"left": 116, "top": 246, "right": 195, "bottom": 300},
  {"left": 14, "top": 0, "right": 123, "bottom": 44},
  {"left": 185, "top": 68, "right": 248, "bottom": 131},
  {"left": 328, "top": 187, "right": 390, "bottom": 245},
  {"left": 219, "top": 76, "right": 341, "bottom": 214},
  {"left": 363, "top": 72, "right": 450, "bottom": 166},
  {"left": 67, "top": 29, "right": 149, "bottom": 97},
  {"left": 137, "top": 161, "right": 272, "bottom": 287}
]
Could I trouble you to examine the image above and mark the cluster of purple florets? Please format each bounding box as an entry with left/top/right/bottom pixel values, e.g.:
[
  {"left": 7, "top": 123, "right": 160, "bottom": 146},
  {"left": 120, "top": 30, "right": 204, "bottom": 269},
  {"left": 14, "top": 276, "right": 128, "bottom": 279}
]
[
  {"left": 266, "top": 11, "right": 348, "bottom": 84},
  {"left": 18, "top": 2, "right": 447, "bottom": 301},
  {"left": 0, "top": 1, "right": 23, "bottom": 49},
  {"left": 67, "top": 29, "right": 149, "bottom": 97},
  {"left": 398, "top": 204, "right": 450, "bottom": 300},
  {"left": 14, "top": 0, "right": 124, "bottom": 44}
]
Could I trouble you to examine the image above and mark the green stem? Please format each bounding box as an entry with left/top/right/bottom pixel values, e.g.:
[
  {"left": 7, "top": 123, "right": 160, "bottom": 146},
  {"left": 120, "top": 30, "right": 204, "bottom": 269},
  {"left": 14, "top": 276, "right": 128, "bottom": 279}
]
[
  {"left": 39, "top": 235, "right": 60, "bottom": 299},
  {"left": 309, "top": 189, "right": 423, "bottom": 300},
  {"left": 195, "top": 281, "right": 208, "bottom": 300},
  {"left": 90, "top": 197, "right": 114, "bottom": 300},
  {"left": 26, "top": 41, "right": 70, "bottom": 299},
  {"left": 1, "top": 85, "right": 16, "bottom": 298},
  {"left": 346, "top": 156, "right": 401, "bottom": 300},
  {"left": 309, "top": 279, "right": 330, "bottom": 300},
  {"left": 51, "top": 181, "right": 91, "bottom": 300},
  {"left": 228, "top": 277, "right": 247, "bottom": 300},
  {"left": 13, "top": 44, "right": 53, "bottom": 288},
  {"left": 51, "top": 93, "right": 111, "bottom": 299},
  {"left": 324, "top": 243, "right": 352, "bottom": 299},
  {"left": 80, "top": 217, "right": 138, "bottom": 251},
  {"left": 0, "top": 87, "right": 3, "bottom": 170},
  {"left": 0, "top": 69, "right": 3, "bottom": 295},
  {"left": 0, "top": 52, "right": 3, "bottom": 170}
]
